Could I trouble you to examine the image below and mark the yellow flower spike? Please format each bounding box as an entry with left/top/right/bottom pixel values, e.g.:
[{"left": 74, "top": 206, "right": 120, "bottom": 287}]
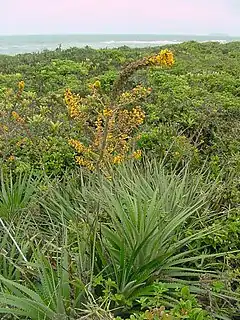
[
  {"left": 18, "top": 80, "right": 25, "bottom": 91},
  {"left": 132, "top": 106, "right": 145, "bottom": 125},
  {"left": 65, "top": 51, "right": 174, "bottom": 172},
  {"left": 75, "top": 156, "right": 95, "bottom": 171},
  {"left": 147, "top": 49, "right": 174, "bottom": 67},
  {"left": 64, "top": 89, "right": 82, "bottom": 119},
  {"left": 75, "top": 156, "right": 85, "bottom": 166},
  {"left": 68, "top": 139, "right": 86, "bottom": 154}
]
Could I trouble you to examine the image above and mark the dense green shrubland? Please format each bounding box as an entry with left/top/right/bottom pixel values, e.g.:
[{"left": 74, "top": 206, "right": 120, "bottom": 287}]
[{"left": 0, "top": 42, "right": 239, "bottom": 184}]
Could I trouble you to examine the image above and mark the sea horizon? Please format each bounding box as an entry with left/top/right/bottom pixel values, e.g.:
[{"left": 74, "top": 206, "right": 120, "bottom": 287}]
[{"left": 1, "top": 33, "right": 240, "bottom": 55}]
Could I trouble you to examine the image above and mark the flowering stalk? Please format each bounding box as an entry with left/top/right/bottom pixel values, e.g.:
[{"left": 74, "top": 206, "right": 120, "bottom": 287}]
[
  {"left": 66, "top": 49, "right": 174, "bottom": 172},
  {"left": 96, "top": 112, "right": 111, "bottom": 170},
  {"left": 111, "top": 49, "right": 174, "bottom": 100}
]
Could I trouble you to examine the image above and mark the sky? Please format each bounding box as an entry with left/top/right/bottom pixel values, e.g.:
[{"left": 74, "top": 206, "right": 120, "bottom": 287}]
[{"left": 1, "top": 0, "right": 240, "bottom": 36}]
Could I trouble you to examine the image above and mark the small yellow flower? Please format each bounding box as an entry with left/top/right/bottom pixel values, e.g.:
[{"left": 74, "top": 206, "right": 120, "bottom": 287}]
[
  {"left": 12, "top": 111, "right": 18, "bottom": 119},
  {"left": 119, "top": 86, "right": 152, "bottom": 105},
  {"left": 132, "top": 149, "right": 142, "bottom": 160},
  {"left": 113, "top": 155, "right": 124, "bottom": 164},
  {"left": 8, "top": 155, "right": 15, "bottom": 161},
  {"left": 3, "top": 125, "right": 8, "bottom": 132},
  {"left": 106, "top": 133, "right": 113, "bottom": 141},
  {"left": 103, "top": 108, "right": 113, "bottom": 118}
]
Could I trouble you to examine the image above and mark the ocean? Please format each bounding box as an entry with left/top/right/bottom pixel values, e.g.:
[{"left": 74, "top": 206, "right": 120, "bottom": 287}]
[{"left": 0, "top": 34, "right": 239, "bottom": 55}]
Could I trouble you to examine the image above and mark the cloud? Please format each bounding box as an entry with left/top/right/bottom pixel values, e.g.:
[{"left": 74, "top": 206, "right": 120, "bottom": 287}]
[{"left": 0, "top": 0, "right": 239, "bottom": 35}]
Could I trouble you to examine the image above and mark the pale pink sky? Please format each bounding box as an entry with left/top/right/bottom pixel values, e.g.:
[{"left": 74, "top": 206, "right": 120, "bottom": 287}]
[{"left": 1, "top": 0, "right": 240, "bottom": 35}]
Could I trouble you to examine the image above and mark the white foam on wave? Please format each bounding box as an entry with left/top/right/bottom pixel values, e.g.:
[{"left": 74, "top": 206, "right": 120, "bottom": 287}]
[
  {"left": 201, "top": 39, "right": 228, "bottom": 44},
  {"left": 102, "top": 40, "right": 181, "bottom": 45}
]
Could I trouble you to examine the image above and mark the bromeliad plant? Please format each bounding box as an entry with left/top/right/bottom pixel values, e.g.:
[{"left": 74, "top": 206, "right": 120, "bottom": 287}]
[
  {"left": 66, "top": 49, "right": 174, "bottom": 172},
  {"left": 39, "top": 160, "right": 240, "bottom": 318},
  {"left": 89, "top": 161, "right": 239, "bottom": 318}
]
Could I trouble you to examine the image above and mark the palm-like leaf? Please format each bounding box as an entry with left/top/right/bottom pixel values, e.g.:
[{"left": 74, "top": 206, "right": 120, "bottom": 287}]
[
  {"left": 0, "top": 170, "right": 40, "bottom": 220},
  {"left": 94, "top": 161, "right": 223, "bottom": 299},
  {"left": 0, "top": 235, "right": 84, "bottom": 319},
  {"left": 0, "top": 215, "right": 35, "bottom": 281}
]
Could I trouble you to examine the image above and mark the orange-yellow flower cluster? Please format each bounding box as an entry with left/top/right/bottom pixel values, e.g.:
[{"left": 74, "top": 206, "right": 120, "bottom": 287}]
[
  {"left": 132, "top": 149, "right": 142, "bottom": 160},
  {"left": 118, "top": 106, "right": 145, "bottom": 129},
  {"left": 132, "top": 106, "right": 145, "bottom": 125},
  {"left": 8, "top": 155, "right": 15, "bottom": 161},
  {"left": 113, "top": 154, "right": 124, "bottom": 164},
  {"left": 67, "top": 98, "right": 145, "bottom": 170},
  {"left": 111, "top": 49, "right": 174, "bottom": 100},
  {"left": 65, "top": 89, "right": 81, "bottom": 119},
  {"left": 119, "top": 85, "right": 152, "bottom": 105},
  {"left": 12, "top": 111, "right": 25, "bottom": 124},
  {"left": 147, "top": 49, "right": 174, "bottom": 67},
  {"left": 103, "top": 108, "right": 113, "bottom": 118},
  {"left": 18, "top": 81, "right": 25, "bottom": 92},
  {"left": 75, "top": 156, "right": 95, "bottom": 171},
  {"left": 68, "top": 139, "right": 91, "bottom": 154},
  {"left": 68, "top": 139, "right": 95, "bottom": 170}
]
